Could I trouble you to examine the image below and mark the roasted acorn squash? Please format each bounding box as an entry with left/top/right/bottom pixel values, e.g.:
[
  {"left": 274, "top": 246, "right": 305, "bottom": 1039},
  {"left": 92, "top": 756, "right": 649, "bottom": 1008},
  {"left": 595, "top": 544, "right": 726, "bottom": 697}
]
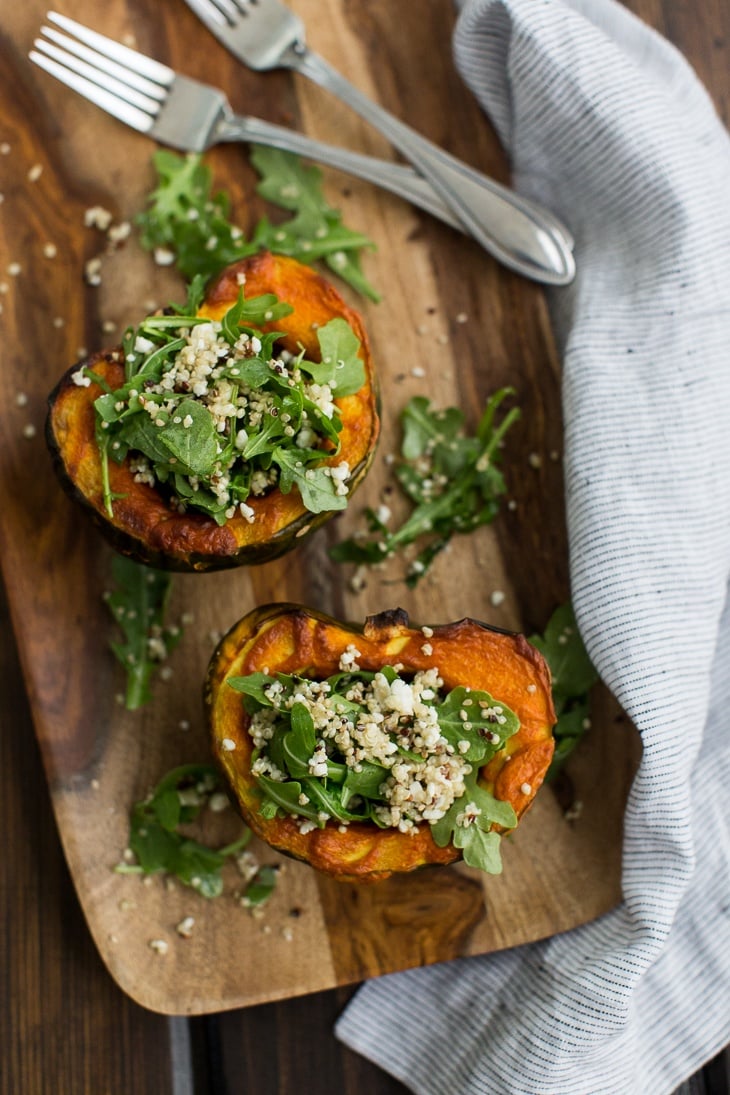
[
  {"left": 205, "top": 604, "right": 556, "bottom": 882},
  {"left": 46, "top": 252, "right": 379, "bottom": 571}
]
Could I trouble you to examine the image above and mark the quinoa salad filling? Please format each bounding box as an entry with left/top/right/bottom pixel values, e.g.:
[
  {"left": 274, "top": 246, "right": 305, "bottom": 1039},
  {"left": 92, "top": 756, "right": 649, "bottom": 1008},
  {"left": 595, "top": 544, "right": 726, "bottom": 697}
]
[
  {"left": 228, "top": 646, "right": 522, "bottom": 873},
  {"left": 73, "top": 279, "right": 367, "bottom": 524}
]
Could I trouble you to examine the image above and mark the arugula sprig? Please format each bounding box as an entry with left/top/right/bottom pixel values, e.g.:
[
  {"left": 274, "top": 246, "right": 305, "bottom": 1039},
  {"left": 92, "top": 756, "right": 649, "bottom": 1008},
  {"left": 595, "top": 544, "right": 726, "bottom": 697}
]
[
  {"left": 530, "top": 603, "right": 599, "bottom": 778},
  {"left": 115, "top": 764, "right": 252, "bottom": 898},
  {"left": 330, "top": 388, "right": 519, "bottom": 586},
  {"left": 88, "top": 283, "right": 365, "bottom": 524},
  {"left": 229, "top": 665, "right": 520, "bottom": 874},
  {"left": 105, "top": 555, "right": 183, "bottom": 710},
  {"left": 431, "top": 769, "right": 518, "bottom": 874},
  {"left": 137, "top": 147, "right": 379, "bottom": 301}
]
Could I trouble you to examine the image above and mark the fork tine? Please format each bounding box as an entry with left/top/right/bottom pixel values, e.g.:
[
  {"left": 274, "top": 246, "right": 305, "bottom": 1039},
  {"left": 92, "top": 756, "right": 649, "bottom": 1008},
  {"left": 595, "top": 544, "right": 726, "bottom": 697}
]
[
  {"left": 40, "top": 27, "right": 167, "bottom": 101},
  {"left": 33, "top": 36, "right": 162, "bottom": 114},
  {"left": 46, "top": 12, "right": 174, "bottom": 86},
  {"left": 29, "top": 49, "right": 155, "bottom": 135},
  {"left": 183, "top": 0, "right": 230, "bottom": 28}
]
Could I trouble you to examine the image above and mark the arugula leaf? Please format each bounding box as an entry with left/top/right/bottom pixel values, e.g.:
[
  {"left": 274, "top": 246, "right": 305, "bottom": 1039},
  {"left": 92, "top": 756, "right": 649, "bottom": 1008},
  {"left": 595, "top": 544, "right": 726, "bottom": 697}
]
[
  {"left": 137, "top": 151, "right": 252, "bottom": 281},
  {"left": 137, "top": 147, "right": 379, "bottom": 300},
  {"left": 256, "top": 773, "right": 321, "bottom": 821},
  {"left": 227, "top": 672, "right": 279, "bottom": 705},
  {"left": 430, "top": 770, "right": 517, "bottom": 875},
  {"left": 157, "top": 399, "right": 220, "bottom": 477},
  {"left": 119, "top": 764, "right": 251, "bottom": 898},
  {"left": 331, "top": 388, "right": 519, "bottom": 585},
  {"left": 529, "top": 603, "right": 599, "bottom": 779},
  {"left": 105, "top": 555, "right": 184, "bottom": 710},
  {"left": 301, "top": 317, "right": 366, "bottom": 396},
  {"left": 241, "top": 865, "right": 279, "bottom": 908},
  {"left": 531, "top": 603, "right": 597, "bottom": 701},
  {"left": 437, "top": 687, "right": 520, "bottom": 763},
  {"left": 272, "top": 448, "right": 348, "bottom": 513}
]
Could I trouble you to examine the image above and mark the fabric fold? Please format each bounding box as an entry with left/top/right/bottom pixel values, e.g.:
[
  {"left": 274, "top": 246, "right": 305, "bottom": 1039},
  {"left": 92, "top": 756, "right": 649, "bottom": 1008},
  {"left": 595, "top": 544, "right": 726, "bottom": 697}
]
[{"left": 336, "top": 2, "right": 730, "bottom": 1091}]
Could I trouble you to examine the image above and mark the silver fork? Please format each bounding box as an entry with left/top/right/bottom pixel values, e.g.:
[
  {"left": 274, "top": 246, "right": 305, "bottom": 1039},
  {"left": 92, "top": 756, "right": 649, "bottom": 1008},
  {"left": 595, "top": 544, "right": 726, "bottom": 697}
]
[
  {"left": 29, "top": 14, "right": 574, "bottom": 285},
  {"left": 29, "top": 14, "right": 485, "bottom": 234},
  {"left": 183, "top": 0, "right": 575, "bottom": 285}
]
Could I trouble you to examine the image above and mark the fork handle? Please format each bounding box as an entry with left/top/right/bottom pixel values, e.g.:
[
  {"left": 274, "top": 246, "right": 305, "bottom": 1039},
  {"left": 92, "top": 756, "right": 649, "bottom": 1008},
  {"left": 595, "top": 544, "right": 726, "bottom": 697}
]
[
  {"left": 220, "top": 113, "right": 468, "bottom": 229},
  {"left": 283, "top": 46, "right": 575, "bottom": 285}
]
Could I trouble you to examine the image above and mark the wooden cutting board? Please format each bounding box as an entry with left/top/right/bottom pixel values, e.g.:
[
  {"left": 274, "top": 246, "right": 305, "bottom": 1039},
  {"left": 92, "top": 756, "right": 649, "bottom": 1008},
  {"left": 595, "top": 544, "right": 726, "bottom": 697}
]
[{"left": 0, "top": 0, "right": 640, "bottom": 1015}]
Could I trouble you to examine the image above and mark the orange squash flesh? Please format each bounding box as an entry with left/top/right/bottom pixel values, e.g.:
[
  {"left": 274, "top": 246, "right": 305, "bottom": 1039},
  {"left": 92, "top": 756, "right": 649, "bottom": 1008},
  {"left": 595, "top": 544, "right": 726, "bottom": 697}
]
[
  {"left": 46, "top": 252, "right": 379, "bottom": 571},
  {"left": 205, "top": 605, "right": 556, "bottom": 883}
]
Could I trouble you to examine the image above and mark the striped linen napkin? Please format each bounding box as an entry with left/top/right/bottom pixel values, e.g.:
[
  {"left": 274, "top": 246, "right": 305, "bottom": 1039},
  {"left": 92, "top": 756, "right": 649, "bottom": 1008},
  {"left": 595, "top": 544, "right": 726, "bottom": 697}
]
[{"left": 336, "top": 1, "right": 730, "bottom": 1092}]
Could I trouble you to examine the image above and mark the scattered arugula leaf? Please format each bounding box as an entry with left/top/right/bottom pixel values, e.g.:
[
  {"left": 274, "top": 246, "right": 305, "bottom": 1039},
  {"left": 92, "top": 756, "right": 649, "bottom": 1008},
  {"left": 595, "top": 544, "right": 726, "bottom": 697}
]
[
  {"left": 241, "top": 864, "right": 279, "bottom": 908},
  {"left": 137, "top": 147, "right": 379, "bottom": 300},
  {"left": 104, "top": 555, "right": 183, "bottom": 710},
  {"left": 115, "top": 764, "right": 252, "bottom": 898},
  {"left": 330, "top": 387, "right": 520, "bottom": 586},
  {"left": 230, "top": 663, "right": 520, "bottom": 874},
  {"left": 529, "top": 603, "right": 599, "bottom": 779}
]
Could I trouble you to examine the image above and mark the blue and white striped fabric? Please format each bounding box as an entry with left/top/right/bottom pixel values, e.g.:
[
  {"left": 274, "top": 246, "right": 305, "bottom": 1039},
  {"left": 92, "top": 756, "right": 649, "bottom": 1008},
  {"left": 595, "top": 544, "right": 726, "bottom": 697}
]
[{"left": 336, "top": 2, "right": 730, "bottom": 1091}]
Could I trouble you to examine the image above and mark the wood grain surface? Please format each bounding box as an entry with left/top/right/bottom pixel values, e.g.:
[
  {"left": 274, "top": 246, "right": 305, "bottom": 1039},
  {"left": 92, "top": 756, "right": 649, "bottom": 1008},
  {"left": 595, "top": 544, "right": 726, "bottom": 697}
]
[
  {"left": 1, "top": 0, "right": 641, "bottom": 1019},
  {"left": 3, "top": 0, "right": 730, "bottom": 1092}
]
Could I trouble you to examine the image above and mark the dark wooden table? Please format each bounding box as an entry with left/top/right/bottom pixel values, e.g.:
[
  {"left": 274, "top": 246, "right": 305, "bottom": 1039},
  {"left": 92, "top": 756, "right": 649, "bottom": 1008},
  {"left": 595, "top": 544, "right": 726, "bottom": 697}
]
[{"left": 2, "top": 1, "right": 729, "bottom": 1092}]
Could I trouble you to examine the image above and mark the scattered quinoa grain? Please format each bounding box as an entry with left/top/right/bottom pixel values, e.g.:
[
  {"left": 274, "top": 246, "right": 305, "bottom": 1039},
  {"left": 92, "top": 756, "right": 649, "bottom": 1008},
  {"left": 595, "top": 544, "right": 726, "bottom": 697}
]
[
  {"left": 27, "top": 163, "right": 43, "bottom": 182},
  {"left": 148, "top": 938, "right": 169, "bottom": 956},
  {"left": 176, "top": 916, "right": 195, "bottom": 939},
  {"left": 520, "top": 782, "right": 533, "bottom": 795},
  {"left": 84, "top": 205, "right": 113, "bottom": 230},
  {"left": 490, "top": 590, "right": 505, "bottom": 607},
  {"left": 528, "top": 452, "right": 542, "bottom": 469},
  {"left": 7, "top": 262, "right": 21, "bottom": 277},
  {"left": 22, "top": 423, "right": 36, "bottom": 439}
]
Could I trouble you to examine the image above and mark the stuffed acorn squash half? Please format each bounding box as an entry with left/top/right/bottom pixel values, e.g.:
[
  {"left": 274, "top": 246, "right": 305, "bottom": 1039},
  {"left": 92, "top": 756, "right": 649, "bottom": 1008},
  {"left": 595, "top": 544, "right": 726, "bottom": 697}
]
[
  {"left": 46, "top": 252, "right": 379, "bottom": 571},
  {"left": 205, "top": 604, "right": 556, "bottom": 883}
]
